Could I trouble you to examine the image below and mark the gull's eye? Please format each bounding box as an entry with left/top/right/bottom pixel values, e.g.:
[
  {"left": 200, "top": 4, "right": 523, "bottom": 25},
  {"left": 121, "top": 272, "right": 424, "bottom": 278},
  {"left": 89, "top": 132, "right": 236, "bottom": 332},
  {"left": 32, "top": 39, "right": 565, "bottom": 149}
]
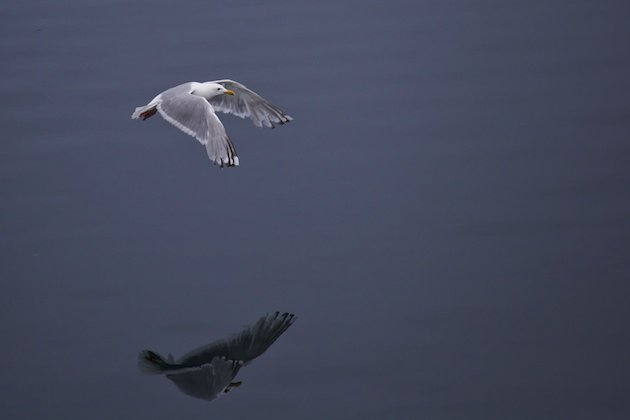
[{"left": 217, "top": 88, "right": 221, "bottom": 91}]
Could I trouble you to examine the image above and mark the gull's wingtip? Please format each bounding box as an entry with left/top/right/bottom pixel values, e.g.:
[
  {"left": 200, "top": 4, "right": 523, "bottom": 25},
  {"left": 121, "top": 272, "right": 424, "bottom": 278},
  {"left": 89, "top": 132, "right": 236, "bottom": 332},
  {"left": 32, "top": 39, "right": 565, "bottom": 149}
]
[{"left": 215, "top": 156, "right": 240, "bottom": 168}]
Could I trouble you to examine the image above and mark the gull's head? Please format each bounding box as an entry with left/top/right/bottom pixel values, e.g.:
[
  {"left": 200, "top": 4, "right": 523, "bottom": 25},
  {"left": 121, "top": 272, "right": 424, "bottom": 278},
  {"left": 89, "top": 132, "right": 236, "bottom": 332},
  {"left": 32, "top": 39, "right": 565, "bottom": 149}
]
[{"left": 192, "top": 82, "right": 235, "bottom": 99}]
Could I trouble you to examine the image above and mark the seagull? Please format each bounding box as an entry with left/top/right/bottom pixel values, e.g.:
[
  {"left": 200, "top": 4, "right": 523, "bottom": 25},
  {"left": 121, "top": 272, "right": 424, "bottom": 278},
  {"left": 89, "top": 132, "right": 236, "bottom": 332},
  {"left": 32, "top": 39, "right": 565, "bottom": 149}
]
[
  {"left": 131, "top": 80, "right": 293, "bottom": 167},
  {"left": 138, "top": 312, "right": 296, "bottom": 401}
]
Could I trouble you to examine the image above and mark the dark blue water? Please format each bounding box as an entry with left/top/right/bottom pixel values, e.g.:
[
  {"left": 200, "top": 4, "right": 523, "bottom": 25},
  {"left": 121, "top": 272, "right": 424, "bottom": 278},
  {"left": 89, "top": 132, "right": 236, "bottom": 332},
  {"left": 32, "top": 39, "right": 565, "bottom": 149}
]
[{"left": 2, "top": 1, "right": 629, "bottom": 418}]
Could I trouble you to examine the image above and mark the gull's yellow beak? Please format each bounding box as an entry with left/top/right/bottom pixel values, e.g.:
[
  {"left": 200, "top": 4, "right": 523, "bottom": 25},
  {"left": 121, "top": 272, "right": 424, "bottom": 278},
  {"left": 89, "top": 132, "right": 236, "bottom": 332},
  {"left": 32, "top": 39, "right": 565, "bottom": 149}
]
[{"left": 224, "top": 89, "right": 236, "bottom": 96}]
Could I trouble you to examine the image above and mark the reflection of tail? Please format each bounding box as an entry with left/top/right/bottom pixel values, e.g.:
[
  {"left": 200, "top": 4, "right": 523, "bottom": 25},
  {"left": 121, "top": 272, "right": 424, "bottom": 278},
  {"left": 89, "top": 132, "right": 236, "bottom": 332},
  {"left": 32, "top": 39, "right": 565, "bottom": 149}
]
[
  {"left": 138, "top": 350, "right": 179, "bottom": 374},
  {"left": 224, "top": 381, "right": 242, "bottom": 394}
]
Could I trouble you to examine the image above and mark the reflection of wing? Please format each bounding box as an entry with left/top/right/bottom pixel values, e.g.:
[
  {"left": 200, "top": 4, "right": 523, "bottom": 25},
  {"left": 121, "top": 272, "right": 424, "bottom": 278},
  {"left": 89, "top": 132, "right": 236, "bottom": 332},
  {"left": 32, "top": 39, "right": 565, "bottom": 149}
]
[
  {"left": 178, "top": 312, "right": 296, "bottom": 367},
  {"left": 157, "top": 83, "right": 238, "bottom": 167},
  {"left": 165, "top": 357, "right": 242, "bottom": 401},
  {"left": 208, "top": 79, "right": 293, "bottom": 128}
]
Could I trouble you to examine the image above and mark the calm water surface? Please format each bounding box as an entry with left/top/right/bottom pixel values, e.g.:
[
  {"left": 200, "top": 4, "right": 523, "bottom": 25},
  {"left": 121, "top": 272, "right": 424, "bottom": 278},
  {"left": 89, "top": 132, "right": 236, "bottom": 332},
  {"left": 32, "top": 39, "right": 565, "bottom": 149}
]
[{"left": 1, "top": 0, "right": 629, "bottom": 418}]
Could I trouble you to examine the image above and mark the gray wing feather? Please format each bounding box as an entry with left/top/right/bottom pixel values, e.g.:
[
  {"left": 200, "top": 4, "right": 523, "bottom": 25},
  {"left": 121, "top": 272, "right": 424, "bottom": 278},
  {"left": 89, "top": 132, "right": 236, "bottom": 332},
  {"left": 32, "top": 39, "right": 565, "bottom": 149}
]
[
  {"left": 177, "top": 312, "right": 296, "bottom": 367},
  {"left": 165, "top": 357, "right": 241, "bottom": 401},
  {"left": 157, "top": 87, "right": 238, "bottom": 167},
  {"left": 208, "top": 79, "right": 293, "bottom": 128}
]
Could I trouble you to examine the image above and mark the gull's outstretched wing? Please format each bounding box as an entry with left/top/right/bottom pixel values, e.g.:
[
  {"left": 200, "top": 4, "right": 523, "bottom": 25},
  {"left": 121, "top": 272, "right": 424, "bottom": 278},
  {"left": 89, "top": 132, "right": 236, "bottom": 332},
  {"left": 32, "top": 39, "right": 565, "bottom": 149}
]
[
  {"left": 165, "top": 357, "right": 242, "bottom": 401},
  {"left": 157, "top": 85, "right": 238, "bottom": 167},
  {"left": 208, "top": 79, "right": 293, "bottom": 128},
  {"left": 177, "top": 312, "right": 296, "bottom": 367}
]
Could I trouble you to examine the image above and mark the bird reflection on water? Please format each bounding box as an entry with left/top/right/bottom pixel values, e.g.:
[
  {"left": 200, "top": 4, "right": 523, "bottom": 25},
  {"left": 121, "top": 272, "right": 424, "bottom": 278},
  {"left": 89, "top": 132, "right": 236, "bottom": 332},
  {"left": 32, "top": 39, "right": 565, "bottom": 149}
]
[{"left": 138, "top": 312, "right": 296, "bottom": 401}]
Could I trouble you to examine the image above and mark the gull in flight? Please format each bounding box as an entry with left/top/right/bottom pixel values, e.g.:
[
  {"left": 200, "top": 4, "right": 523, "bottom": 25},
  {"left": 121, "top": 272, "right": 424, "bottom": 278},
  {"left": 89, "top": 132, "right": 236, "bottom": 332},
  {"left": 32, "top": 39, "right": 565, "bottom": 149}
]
[
  {"left": 138, "top": 312, "right": 296, "bottom": 401},
  {"left": 132, "top": 80, "right": 292, "bottom": 167}
]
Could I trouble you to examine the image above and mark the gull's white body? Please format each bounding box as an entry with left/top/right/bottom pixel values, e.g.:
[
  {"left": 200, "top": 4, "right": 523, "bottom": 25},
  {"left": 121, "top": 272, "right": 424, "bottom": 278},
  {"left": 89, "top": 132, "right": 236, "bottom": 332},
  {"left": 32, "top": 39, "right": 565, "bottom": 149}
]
[{"left": 132, "top": 80, "right": 292, "bottom": 167}]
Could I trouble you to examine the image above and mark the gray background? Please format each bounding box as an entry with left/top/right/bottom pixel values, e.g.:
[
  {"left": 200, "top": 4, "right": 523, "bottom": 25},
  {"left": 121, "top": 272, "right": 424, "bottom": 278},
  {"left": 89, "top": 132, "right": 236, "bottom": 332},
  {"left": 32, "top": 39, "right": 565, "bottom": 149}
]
[{"left": 1, "top": 0, "right": 629, "bottom": 418}]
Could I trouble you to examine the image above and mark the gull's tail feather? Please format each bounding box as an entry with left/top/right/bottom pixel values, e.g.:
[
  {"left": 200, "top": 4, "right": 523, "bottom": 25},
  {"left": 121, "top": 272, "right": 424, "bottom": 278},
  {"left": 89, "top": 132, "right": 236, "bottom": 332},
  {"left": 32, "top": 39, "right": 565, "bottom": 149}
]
[
  {"left": 138, "top": 350, "right": 179, "bottom": 374},
  {"left": 131, "top": 104, "right": 158, "bottom": 120}
]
